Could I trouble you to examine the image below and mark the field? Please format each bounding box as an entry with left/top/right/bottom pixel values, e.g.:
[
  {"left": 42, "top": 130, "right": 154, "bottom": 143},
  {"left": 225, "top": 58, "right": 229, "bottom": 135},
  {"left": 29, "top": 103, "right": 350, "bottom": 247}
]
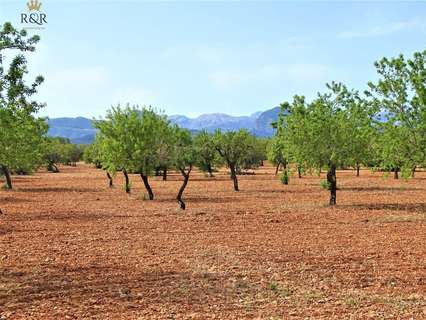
[{"left": 0, "top": 163, "right": 425, "bottom": 319}]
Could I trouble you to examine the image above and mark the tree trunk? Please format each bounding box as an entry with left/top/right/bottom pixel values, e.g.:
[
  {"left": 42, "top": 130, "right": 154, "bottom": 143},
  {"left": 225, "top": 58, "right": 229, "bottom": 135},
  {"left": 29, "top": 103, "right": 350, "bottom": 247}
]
[
  {"left": 411, "top": 166, "right": 416, "bottom": 178},
  {"left": 140, "top": 173, "right": 154, "bottom": 200},
  {"left": 230, "top": 164, "right": 239, "bottom": 191},
  {"left": 394, "top": 168, "right": 399, "bottom": 179},
  {"left": 356, "top": 164, "right": 360, "bottom": 177},
  {"left": 1, "top": 165, "right": 12, "bottom": 189},
  {"left": 260, "top": 160, "right": 264, "bottom": 166},
  {"left": 123, "top": 169, "right": 130, "bottom": 193},
  {"left": 107, "top": 172, "right": 113, "bottom": 187},
  {"left": 162, "top": 167, "right": 167, "bottom": 181},
  {"left": 207, "top": 164, "right": 214, "bottom": 177},
  {"left": 327, "top": 162, "right": 337, "bottom": 205},
  {"left": 297, "top": 164, "right": 302, "bottom": 178},
  {"left": 47, "top": 162, "right": 59, "bottom": 173},
  {"left": 275, "top": 163, "right": 280, "bottom": 175},
  {"left": 177, "top": 167, "right": 191, "bottom": 210}
]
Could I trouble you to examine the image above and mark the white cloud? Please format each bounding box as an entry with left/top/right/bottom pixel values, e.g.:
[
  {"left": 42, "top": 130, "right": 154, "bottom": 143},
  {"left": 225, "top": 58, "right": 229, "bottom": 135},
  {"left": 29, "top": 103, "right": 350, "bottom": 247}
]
[{"left": 337, "top": 18, "right": 426, "bottom": 39}]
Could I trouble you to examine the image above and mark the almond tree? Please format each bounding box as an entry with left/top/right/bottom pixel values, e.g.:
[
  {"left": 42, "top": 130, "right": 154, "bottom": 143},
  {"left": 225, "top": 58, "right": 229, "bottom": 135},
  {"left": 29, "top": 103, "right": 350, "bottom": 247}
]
[
  {"left": 172, "top": 127, "right": 196, "bottom": 210},
  {"left": 0, "top": 22, "right": 47, "bottom": 189},
  {"left": 212, "top": 129, "right": 254, "bottom": 191},
  {"left": 94, "top": 105, "right": 170, "bottom": 199},
  {"left": 367, "top": 49, "right": 426, "bottom": 177},
  {"left": 282, "top": 83, "right": 371, "bottom": 205},
  {"left": 93, "top": 106, "right": 135, "bottom": 193},
  {"left": 193, "top": 130, "right": 221, "bottom": 177}
]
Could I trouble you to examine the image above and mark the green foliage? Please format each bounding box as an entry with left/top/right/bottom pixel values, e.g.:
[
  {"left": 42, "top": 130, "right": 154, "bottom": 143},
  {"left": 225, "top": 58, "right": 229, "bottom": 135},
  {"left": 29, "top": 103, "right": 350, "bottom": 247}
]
[
  {"left": 367, "top": 49, "right": 426, "bottom": 173},
  {"left": 93, "top": 105, "right": 170, "bottom": 175},
  {"left": 193, "top": 130, "right": 221, "bottom": 176},
  {"left": 240, "top": 136, "right": 267, "bottom": 171},
  {"left": 42, "top": 137, "right": 83, "bottom": 171},
  {"left": 320, "top": 179, "right": 331, "bottom": 190},
  {"left": 0, "top": 22, "right": 47, "bottom": 187},
  {"left": 171, "top": 127, "right": 196, "bottom": 172},
  {"left": 280, "top": 169, "right": 289, "bottom": 185},
  {"left": 267, "top": 136, "right": 286, "bottom": 167},
  {"left": 83, "top": 138, "right": 103, "bottom": 168},
  {"left": 213, "top": 129, "right": 258, "bottom": 170}
]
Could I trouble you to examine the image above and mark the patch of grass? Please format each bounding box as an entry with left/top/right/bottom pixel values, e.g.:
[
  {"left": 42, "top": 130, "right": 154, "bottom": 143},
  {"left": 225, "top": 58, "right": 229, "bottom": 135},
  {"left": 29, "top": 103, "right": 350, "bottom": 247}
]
[
  {"left": 320, "top": 179, "right": 331, "bottom": 190},
  {"left": 374, "top": 214, "right": 426, "bottom": 223},
  {"left": 140, "top": 193, "right": 151, "bottom": 201},
  {"left": 1, "top": 183, "right": 11, "bottom": 190},
  {"left": 344, "top": 295, "right": 362, "bottom": 308},
  {"left": 269, "top": 281, "right": 292, "bottom": 298},
  {"left": 303, "top": 290, "right": 322, "bottom": 303}
]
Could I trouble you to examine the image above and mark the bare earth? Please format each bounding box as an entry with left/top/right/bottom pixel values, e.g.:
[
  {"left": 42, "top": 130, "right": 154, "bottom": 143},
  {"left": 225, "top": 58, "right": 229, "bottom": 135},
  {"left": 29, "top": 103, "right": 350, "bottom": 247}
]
[{"left": 0, "top": 163, "right": 425, "bottom": 319}]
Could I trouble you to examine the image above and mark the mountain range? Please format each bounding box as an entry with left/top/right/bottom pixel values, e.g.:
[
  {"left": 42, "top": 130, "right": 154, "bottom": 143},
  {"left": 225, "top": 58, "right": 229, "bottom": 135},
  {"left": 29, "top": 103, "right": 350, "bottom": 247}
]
[{"left": 46, "top": 107, "right": 281, "bottom": 144}]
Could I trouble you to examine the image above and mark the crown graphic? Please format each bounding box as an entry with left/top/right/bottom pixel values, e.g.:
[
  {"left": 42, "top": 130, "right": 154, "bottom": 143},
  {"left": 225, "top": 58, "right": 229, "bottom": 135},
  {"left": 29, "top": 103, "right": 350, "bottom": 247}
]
[{"left": 27, "top": 0, "right": 42, "bottom": 11}]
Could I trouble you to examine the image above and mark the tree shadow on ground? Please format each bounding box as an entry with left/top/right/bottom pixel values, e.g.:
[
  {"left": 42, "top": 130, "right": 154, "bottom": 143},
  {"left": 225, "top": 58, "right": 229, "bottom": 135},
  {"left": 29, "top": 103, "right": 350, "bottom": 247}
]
[
  {"left": 6, "top": 212, "right": 134, "bottom": 223},
  {"left": 17, "top": 187, "right": 100, "bottom": 193},
  {"left": 340, "top": 203, "right": 426, "bottom": 213},
  {"left": 342, "top": 186, "right": 422, "bottom": 192},
  {"left": 155, "top": 196, "right": 245, "bottom": 204},
  {"left": 0, "top": 196, "right": 33, "bottom": 204}
]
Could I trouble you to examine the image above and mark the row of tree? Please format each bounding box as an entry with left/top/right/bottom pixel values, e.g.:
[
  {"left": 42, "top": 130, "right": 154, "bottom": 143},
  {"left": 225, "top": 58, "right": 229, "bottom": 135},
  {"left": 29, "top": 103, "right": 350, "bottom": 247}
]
[
  {"left": 269, "top": 50, "right": 426, "bottom": 205},
  {"left": 1, "top": 21, "right": 424, "bottom": 207},
  {"left": 84, "top": 106, "right": 267, "bottom": 209}
]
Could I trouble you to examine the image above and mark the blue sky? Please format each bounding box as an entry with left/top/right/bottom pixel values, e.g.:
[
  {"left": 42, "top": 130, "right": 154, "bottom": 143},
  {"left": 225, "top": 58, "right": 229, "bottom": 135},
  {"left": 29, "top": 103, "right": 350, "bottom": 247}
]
[{"left": 1, "top": 1, "right": 425, "bottom": 118}]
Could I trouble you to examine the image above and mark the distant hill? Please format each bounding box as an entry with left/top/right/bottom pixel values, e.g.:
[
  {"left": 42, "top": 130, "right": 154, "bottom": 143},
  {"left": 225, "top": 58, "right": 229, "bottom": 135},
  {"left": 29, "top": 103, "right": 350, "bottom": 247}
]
[
  {"left": 46, "top": 107, "right": 281, "bottom": 143},
  {"left": 47, "top": 117, "right": 96, "bottom": 144},
  {"left": 168, "top": 112, "right": 259, "bottom": 132},
  {"left": 253, "top": 106, "right": 281, "bottom": 137}
]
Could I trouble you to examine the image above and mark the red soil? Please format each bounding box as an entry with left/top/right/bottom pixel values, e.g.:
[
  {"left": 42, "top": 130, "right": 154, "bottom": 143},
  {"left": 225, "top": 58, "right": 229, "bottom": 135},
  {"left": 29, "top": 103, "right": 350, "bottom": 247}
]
[{"left": 0, "top": 163, "right": 425, "bottom": 319}]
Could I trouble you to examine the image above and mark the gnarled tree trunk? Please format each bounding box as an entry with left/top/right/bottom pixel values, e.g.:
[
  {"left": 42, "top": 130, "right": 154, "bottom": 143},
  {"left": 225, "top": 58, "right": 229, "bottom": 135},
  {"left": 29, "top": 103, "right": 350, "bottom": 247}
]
[
  {"left": 230, "top": 164, "right": 239, "bottom": 191},
  {"left": 297, "top": 164, "right": 302, "bottom": 178},
  {"left": 327, "top": 162, "right": 337, "bottom": 205},
  {"left": 1, "top": 165, "right": 12, "bottom": 189},
  {"left": 275, "top": 163, "right": 280, "bottom": 175},
  {"left": 123, "top": 169, "right": 130, "bottom": 193},
  {"left": 106, "top": 172, "right": 113, "bottom": 187},
  {"left": 140, "top": 173, "right": 154, "bottom": 200},
  {"left": 411, "top": 166, "right": 416, "bottom": 178},
  {"left": 177, "top": 167, "right": 192, "bottom": 210},
  {"left": 394, "top": 168, "right": 399, "bottom": 179},
  {"left": 47, "top": 162, "right": 59, "bottom": 173}
]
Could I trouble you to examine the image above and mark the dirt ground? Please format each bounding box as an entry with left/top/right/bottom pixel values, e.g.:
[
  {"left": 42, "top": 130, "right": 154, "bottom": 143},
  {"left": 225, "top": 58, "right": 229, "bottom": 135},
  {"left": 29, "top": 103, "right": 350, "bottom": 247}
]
[{"left": 0, "top": 163, "right": 425, "bottom": 319}]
